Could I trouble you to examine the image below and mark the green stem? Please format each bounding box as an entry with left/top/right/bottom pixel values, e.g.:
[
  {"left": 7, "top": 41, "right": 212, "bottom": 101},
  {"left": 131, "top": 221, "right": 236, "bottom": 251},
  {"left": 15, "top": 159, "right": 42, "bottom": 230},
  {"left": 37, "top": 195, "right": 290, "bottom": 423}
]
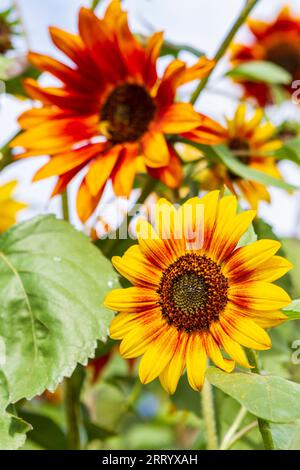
[
  {"left": 246, "top": 349, "right": 275, "bottom": 450},
  {"left": 64, "top": 375, "right": 81, "bottom": 450},
  {"left": 62, "top": 190, "right": 81, "bottom": 450},
  {"left": 91, "top": 0, "right": 102, "bottom": 11},
  {"left": 62, "top": 190, "right": 70, "bottom": 222},
  {"left": 190, "top": 0, "right": 260, "bottom": 104},
  {"left": 201, "top": 379, "right": 218, "bottom": 450},
  {"left": 0, "top": 140, "right": 13, "bottom": 172},
  {"left": 225, "top": 421, "right": 257, "bottom": 450},
  {"left": 220, "top": 406, "right": 247, "bottom": 450}
]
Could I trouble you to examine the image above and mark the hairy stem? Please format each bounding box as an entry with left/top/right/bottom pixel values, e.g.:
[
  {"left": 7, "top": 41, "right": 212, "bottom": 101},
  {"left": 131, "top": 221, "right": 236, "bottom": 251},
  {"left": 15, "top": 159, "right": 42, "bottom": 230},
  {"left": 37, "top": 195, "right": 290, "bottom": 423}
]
[
  {"left": 246, "top": 349, "right": 275, "bottom": 450},
  {"left": 201, "top": 379, "right": 218, "bottom": 450},
  {"left": 220, "top": 406, "right": 247, "bottom": 450},
  {"left": 190, "top": 0, "right": 260, "bottom": 104}
]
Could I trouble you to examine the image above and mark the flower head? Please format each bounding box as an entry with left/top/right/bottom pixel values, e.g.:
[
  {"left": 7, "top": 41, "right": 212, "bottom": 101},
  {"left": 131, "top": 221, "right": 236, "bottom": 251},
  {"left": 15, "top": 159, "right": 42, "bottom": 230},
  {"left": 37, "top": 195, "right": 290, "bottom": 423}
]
[
  {"left": 11, "top": 0, "right": 221, "bottom": 222},
  {"left": 105, "top": 192, "right": 292, "bottom": 393},
  {"left": 0, "top": 181, "right": 26, "bottom": 232},
  {"left": 184, "top": 104, "right": 283, "bottom": 209},
  {"left": 230, "top": 6, "right": 300, "bottom": 106}
]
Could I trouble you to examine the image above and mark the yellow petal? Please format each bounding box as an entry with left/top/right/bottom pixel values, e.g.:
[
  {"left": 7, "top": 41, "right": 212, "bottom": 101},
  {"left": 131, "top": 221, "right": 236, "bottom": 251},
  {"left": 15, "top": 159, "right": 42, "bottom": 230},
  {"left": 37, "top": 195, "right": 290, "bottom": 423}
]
[
  {"left": 159, "top": 332, "right": 188, "bottom": 394},
  {"left": 136, "top": 218, "right": 174, "bottom": 269},
  {"left": 112, "top": 245, "right": 161, "bottom": 288},
  {"left": 220, "top": 313, "right": 271, "bottom": 350},
  {"left": 186, "top": 334, "right": 207, "bottom": 391},
  {"left": 110, "top": 307, "right": 160, "bottom": 339},
  {"left": 120, "top": 317, "right": 167, "bottom": 358},
  {"left": 228, "top": 281, "right": 291, "bottom": 311},
  {"left": 203, "top": 331, "right": 235, "bottom": 372},
  {"left": 210, "top": 322, "right": 251, "bottom": 368},
  {"left": 104, "top": 286, "right": 158, "bottom": 312},
  {"left": 139, "top": 327, "right": 179, "bottom": 384},
  {"left": 223, "top": 239, "right": 282, "bottom": 280}
]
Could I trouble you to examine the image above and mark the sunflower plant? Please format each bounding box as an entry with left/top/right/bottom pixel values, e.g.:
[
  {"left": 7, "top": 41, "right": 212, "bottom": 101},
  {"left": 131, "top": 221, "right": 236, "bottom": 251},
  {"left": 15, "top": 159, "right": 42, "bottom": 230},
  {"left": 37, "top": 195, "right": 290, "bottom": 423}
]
[{"left": 0, "top": 0, "right": 300, "bottom": 454}]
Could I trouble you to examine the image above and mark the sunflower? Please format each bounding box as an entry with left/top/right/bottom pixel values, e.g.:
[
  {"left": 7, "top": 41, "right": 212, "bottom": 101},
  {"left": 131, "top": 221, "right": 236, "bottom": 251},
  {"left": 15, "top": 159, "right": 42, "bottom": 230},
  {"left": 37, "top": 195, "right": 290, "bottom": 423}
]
[
  {"left": 184, "top": 104, "right": 283, "bottom": 209},
  {"left": 11, "top": 0, "right": 221, "bottom": 222},
  {"left": 0, "top": 180, "right": 26, "bottom": 232},
  {"left": 104, "top": 192, "right": 291, "bottom": 393},
  {"left": 230, "top": 6, "right": 300, "bottom": 106}
]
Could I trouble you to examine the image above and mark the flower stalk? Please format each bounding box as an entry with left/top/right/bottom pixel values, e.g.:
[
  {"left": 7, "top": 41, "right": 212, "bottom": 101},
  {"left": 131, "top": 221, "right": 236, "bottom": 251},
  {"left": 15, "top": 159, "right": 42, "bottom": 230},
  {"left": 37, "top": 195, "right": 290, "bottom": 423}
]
[
  {"left": 246, "top": 349, "right": 275, "bottom": 450},
  {"left": 201, "top": 379, "right": 218, "bottom": 450},
  {"left": 62, "top": 190, "right": 81, "bottom": 450},
  {"left": 190, "top": 0, "right": 260, "bottom": 104}
]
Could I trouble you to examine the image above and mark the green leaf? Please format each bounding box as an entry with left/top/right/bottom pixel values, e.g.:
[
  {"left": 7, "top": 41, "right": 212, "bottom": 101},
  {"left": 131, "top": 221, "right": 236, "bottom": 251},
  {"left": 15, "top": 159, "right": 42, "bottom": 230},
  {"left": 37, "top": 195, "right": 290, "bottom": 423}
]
[
  {"left": 4, "top": 64, "right": 41, "bottom": 97},
  {"left": 160, "top": 40, "right": 204, "bottom": 58},
  {"left": 0, "top": 372, "right": 31, "bottom": 450},
  {"left": 272, "top": 421, "right": 300, "bottom": 450},
  {"left": 282, "top": 300, "right": 300, "bottom": 320},
  {"left": 207, "top": 367, "right": 300, "bottom": 423},
  {"left": 18, "top": 410, "right": 67, "bottom": 450},
  {"left": 275, "top": 138, "right": 300, "bottom": 165},
  {"left": 227, "top": 60, "right": 292, "bottom": 85},
  {"left": 0, "top": 215, "right": 119, "bottom": 402},
  {"left": 214, "top": 144, "right": 297, "bottom": 191}
]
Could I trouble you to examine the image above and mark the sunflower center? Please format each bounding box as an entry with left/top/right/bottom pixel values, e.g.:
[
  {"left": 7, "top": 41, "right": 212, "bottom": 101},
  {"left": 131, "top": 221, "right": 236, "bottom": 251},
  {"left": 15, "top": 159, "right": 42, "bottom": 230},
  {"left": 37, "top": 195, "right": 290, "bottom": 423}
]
[
  {"left": 265, "top": 41, "right": 300, "bottom": 78},
  {"left": 101, "top": 83, "right": 156, "bottom": 143},
  {"left": 157, "top": 253, "right": 228, "bottom": 332}
]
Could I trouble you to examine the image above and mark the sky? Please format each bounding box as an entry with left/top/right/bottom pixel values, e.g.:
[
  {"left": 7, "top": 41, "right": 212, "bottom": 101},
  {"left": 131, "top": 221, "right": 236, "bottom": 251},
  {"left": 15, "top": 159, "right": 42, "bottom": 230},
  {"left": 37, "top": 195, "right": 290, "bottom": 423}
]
[{"left": 0, "top": 0, "right": 300, "bottom": 237}]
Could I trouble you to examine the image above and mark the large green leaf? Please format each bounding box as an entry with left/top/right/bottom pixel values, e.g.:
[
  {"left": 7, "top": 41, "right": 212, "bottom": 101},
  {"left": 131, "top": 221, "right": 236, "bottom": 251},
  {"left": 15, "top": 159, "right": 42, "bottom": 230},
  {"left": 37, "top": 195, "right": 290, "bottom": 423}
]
[
  {"left": 0, "top": 372, "right": 31, "bottom": 450},
  {"left": 214, "top": 145, "right": 297, "bottom": 191},
  {"left": 227, "top": 60, "right": 292, "bottom": 84},
  {"left": 272, "top": 421, "right": 300, "bottom": 450},
  {"left": 0, "top": 215, "right": 119, "bottom": 402},
  {"left": 207, "top": 367, "right": 300, "bottom": 423}
]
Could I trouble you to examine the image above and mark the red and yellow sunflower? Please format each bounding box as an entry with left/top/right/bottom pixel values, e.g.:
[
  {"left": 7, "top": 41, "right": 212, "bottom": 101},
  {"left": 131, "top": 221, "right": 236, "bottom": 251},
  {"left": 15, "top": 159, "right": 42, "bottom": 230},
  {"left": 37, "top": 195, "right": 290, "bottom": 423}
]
[
  {"left": 105, "top": 192, "right": 291, "bottom": 393},
  {"left": 183, "top": 104, "right": 283, "bottom": 209},
  {"left": 11, "top": 0, "right": 221, "bottom": 222},
  {"left": 230, "top": 6, "right": 300, "bottom": 106}
]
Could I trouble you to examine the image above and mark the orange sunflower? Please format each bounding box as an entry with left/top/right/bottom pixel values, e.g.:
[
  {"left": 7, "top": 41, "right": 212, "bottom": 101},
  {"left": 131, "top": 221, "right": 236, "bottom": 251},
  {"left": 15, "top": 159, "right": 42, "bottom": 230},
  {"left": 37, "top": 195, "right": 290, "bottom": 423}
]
[
  {"left": 11, "top": 0, "right": 221, "bottom": 222},
  {"left": 230, "top": 6, "right": 300, "bottom": 106},
  {"left": 104, "top": 192, "right": 291, "bottom": 393},
  {"left": 183, "top": 104, "right": 283, "bottom": 209}
]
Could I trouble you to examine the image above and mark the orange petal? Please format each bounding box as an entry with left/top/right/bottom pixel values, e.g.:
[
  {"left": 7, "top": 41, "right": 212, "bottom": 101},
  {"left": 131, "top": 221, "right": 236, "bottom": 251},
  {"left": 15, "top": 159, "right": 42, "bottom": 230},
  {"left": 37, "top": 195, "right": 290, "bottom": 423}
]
[
  {"left": 141, "top": 130, "right": 170, "bottom": 168},
  {"left": 111, "top": 145, "right": 138, "bottom": 197},
  {"left": 86, "top": 145, "right": 120, "bottom": 196},
  {"left": 76, "top": 176, "right": 103, "bottom": 222},
  {"left": 156, "top": 103, "right": 202, "bottom": 133},
  {"left": 147, "top": 144, "right": 183, "bottom": 189}
]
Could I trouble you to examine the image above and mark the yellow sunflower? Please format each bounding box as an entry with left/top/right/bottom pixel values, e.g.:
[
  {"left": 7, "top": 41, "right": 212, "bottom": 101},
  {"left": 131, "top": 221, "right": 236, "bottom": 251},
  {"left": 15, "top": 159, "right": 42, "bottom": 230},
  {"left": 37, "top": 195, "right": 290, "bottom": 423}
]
[
  {"left": 185, "top": 104, "right": 283, "bottom": 209},
  {"left": 0, "top": 180, "right": 26, "bottom": 232},
  {"left": 104, "top": 191, "right": 292, "bottom": 393}
]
